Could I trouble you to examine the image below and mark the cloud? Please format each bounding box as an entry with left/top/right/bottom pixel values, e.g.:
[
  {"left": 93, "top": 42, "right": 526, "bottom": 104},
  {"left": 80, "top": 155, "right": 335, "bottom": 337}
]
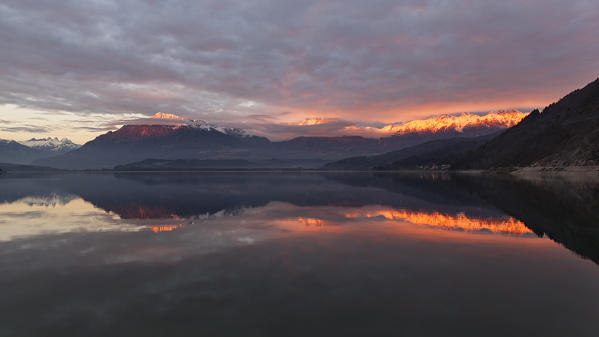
[
  {"left": 0, "top": 0, "right": 598, "bottom": 138},
  {"left": 0, "top": 126, "right": 50, "bottom": 133},
  {"left": 240, "top": 110, "right": 529, "bottom": 140},
  {"left": 246, "top": 118, "right": 355, "bottom": 140},
  {"left": 70, "top": 126, "right": 116, "bottom": 132},
  {"left": 152, "top": 112, "right": 185, "bottom": 121}
]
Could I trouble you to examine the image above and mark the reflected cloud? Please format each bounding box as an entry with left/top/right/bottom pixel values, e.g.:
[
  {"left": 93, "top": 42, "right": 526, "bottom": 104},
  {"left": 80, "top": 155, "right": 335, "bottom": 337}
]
[
  {"left": 0, "top": 197, "right": 144, "bottom": 241},
  {"left": 296, "top": 217, "right": 328, "bottom": 227},
  {"left": 1, "top": 172, "right": 599, "bottom": 337},
  {"left": 1, "top": 172, "right": 598, "bottom": 264},
  {"left": 147, "top": 224, "right": 184, "bottom": 233}
]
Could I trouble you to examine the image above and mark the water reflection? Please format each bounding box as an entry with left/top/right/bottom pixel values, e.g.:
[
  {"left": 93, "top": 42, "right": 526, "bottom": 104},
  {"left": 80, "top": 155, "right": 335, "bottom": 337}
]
[
  {"left": 0, "top": 173, "right": 538, "bottom": 239},
  {"left": 343, "top": 207, "right": 532, "bottom": 235},
  {"left": 148, "top": 224, "right": 184, "bottom": 233},
  {"left": 0, "top": 195, "right": 143, "bottom": 241},
  {"left": 2, "top": 173, "right": 597, "bottom": 253},
  {"left": 1, "top": 173, "right": 599, "bottom": 336}
]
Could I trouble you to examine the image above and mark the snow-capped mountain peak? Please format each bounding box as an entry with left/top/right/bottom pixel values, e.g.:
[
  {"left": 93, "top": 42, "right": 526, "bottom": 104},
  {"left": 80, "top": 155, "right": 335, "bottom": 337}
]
[
  {"left": 19, "top": 137, "right": 81, "bottom": 153},
  {"left": 187, "top": 120, "right": 248, "bottom": 137}
]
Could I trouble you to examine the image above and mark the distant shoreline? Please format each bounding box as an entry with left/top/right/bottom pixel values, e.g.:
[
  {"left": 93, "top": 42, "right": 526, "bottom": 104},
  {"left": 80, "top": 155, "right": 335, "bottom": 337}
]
[{"left": 2, "top": 166, "right": 599, "bottom": 176}]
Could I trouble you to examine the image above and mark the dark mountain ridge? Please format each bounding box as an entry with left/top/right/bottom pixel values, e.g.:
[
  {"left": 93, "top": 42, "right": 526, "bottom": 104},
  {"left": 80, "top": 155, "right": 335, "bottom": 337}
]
[
  {"left": 457, "top": 78, "right": 599, "bottom": 169},
  {"left": 35, "top": 124, "right": 272, "bottom": 169},
  {"left": 0, "top": 139, "right": 54, "bottom": 165},
  {"left": 0, "top": 162, "right": 65, "bottom": 172},
  {"left": 324, "top": 134, "right": 495, "bottom": 170},
  {"left": 33, "top": 122, "right": 513, "bottom": 170},
  {"left": 327, "top": 78, "right": 599, "bottom": 171},
  {"left": 114, "top": 158, "right": 331, "bottom": 171}
]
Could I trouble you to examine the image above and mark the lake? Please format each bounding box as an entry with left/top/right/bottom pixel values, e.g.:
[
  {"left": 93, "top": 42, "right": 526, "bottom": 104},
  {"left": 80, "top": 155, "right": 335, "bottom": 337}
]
[{"left": 1, "top": 172, "right": 598, "bottom": 337}]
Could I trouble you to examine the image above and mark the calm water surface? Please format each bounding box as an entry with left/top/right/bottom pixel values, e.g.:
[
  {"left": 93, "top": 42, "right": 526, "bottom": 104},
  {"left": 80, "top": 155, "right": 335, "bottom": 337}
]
[{"left": 1, "top": 173, "right": 598, "bottom": 337}]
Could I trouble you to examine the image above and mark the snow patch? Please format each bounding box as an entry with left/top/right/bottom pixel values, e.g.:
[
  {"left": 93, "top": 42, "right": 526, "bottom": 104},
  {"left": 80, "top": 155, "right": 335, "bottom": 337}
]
[
  {"left": 186, "top": 120, "right": 248, "bottom": 137},
  {"left": 19, "top": 137, "right": 81, "bottom": 153}
]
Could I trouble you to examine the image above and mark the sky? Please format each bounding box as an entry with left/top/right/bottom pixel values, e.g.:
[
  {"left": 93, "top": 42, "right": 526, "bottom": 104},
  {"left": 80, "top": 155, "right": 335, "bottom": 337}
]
[{"left": 1, "top": 0, "right": 598, "bottom": 143}]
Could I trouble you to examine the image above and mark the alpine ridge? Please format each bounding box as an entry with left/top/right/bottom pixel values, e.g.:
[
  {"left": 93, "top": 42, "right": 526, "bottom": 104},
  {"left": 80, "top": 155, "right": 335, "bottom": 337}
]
[
  {"left": 0, "top": 139, "right": 54, "bottom": 164},
  {"left": 345, "top": 111, "right": 527, "bottom": 135},
  {"left": 19, "top": 137, "right": 80, "bottom": 153},
  {"left": 31, "top": 109, "right": 525, "bottom": 170},
  {"left": 456, "top": 78, "right": 599, "bottom": 169}
]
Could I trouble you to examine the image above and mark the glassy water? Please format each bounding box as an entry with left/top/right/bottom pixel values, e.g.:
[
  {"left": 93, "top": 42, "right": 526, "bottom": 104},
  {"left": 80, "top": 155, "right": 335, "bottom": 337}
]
[{"left": 1, "top": 173, "right": 598, "bottom": 337}]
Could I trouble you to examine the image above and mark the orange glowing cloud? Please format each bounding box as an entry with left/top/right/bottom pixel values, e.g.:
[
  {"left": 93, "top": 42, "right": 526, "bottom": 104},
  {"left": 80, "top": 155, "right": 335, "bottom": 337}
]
[
  {"left": 296, "top": 117, "right": 332, "bottom": 126},
  {"left": 152, "top": 112, "right": 185, "bottom": 120},
  {"left": 296, "top": 217, "right": 328, "bottom": 227}
]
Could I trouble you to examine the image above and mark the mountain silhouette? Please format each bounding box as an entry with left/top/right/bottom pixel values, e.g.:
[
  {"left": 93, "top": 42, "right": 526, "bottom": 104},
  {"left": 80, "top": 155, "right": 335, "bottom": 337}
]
[
  {"left": 324, "top": 134, "right": 495, "bottom": 170},
  {"left": 457, "top": 78, "right": 599, "bottom": 168},
  {"left": 0, "top": 139, "right": 54, "bottom": 164},
  {"left": 32, "top": 117, "right": 515, "bottom": 170}
]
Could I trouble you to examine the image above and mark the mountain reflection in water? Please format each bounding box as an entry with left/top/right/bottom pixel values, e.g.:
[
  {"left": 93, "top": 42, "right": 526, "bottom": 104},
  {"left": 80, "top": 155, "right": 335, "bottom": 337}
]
[
  {"left": 343, "top": 207, "right": 531, "bottom": 235},
  {"left": 0, "top": 172, "right": 598, "bottom": 337}
]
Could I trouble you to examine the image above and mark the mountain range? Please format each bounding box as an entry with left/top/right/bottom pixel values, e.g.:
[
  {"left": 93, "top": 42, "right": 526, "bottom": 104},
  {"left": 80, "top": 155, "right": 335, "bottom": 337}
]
[
  {"left": 0, "top": 139, "right": 53, "bottom": 165},
  {"left": 455, "top": 78, "right": 599, "bottom": 169},
  {"left": 2, "top": 77, "right": 597, "bottom": 172},
  {"left": 326, "top": 78, "right": 599, "bottom": 171},
  {"left": 348, "top": 110, "right": 524, "bottom": 135},
  {"left": 21, "top": 111, "right": 522, "bottom": 170},
  {"left": 324, "top": 134, "right": 496, "bottom": 170},
  {"left": 18, "top": 137, "right": 80, "bottom": 153},
  {"left": 0, "top": 137, "right": 80, "bottom": 165}
]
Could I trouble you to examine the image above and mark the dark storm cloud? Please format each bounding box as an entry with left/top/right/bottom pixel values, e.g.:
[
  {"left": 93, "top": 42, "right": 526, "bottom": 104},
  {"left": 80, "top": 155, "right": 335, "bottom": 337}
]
[{"left": 1, "top": 0, "right": 598, "bottom": 122}]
